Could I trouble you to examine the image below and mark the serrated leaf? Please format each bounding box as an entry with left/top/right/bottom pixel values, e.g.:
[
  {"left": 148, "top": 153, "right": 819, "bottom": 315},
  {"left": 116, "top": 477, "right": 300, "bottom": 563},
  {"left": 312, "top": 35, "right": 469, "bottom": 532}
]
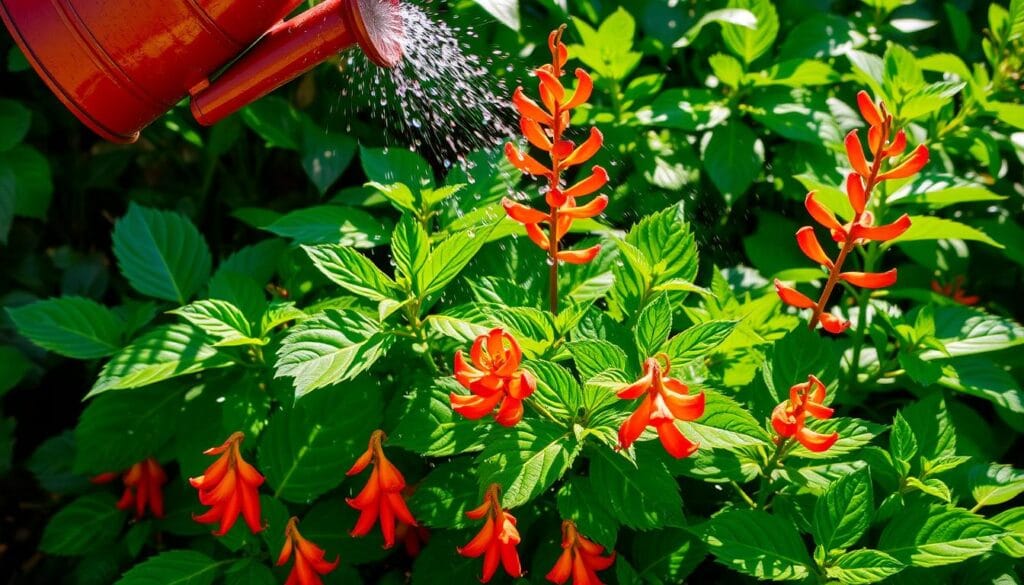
[
  {"left": 568, "top": 339, "right": 628, "bottom": 381},
  {"left": 634, "top": 293, "right": 672, "bottom": 357},
  {"left": 392, "top": 215, "right": 430, "bottom": 281},
  {"left": 224, "top": 559, "right": 276, "bottom": 585},
  {"left": 275, "top": 310, "right": 395, "bottom": 397},
  {"left": 888, "top": 216, "right": 1003, "bottom": 249},
  {"left": 589, "top": 447, "right": 685, "bottom": 530},
  {"left": 417, "top": 225, "right": 491, "bottom": 299},
  {"left": 878, "top": 504, "right": 1005, "bottom": 567},
  {"left": 704, "top": 121, "right": 761, "bottom": 203},
  {"left": 408, "top": 458, "right": 481, "bottom": 529},
  {"left": 826, "top": 549, "right": 905, "bottom": 584},
  {"left": 992, "top": 507, "right": 1024, "bottom": 557},
  {"left": 721, "top": 0, "right": 778, "bottom": 64},
  {"left": 8, "top": 297, "right": 124, "bottom": 359},
  {"left": 115, "top": 550, "right": 226, "bottom": 585},
  {"left": 259, "top": 383, "right": 381, "bottom": 502},
  {"left": 264, "top": 205, "right": 388, "bottom": 247},
  {"left": 677, "top": 389, "right": 773, "bottom": 450},
  {"left": 699, "top": 509, "right": 812, "bottom": 581},
  {"left": 924, "top": 306, "right": 1024, "bottom": 359},
  {"left": 89, "top": 324, "right": 232, "bottom": 397},
  {"left": 904, "top": 477, "right": 951, "bottom": 503},
  {"left": 521, "top": 360, "right": 582, "bottom": 422},
  {"left": 814, "top": 467, "right": 873, "bottom": 551},
  {"left": 789, "top": 417, "right": 885, "bottom": 460},
  {"left": 112, "top": 203, "right": 212, "bottom": 304},
  {"left": 663, "top": 320, "right": 738, "bottom": 365},
  {"left": 169, "top": 299, "right": 261, "bottom": 347},
  {"left": 557, "top": 476, "right": 619, "bottom": 549},
  {"left": 40, "top": 493, "right": 126, "bottom": 555},
  {"left": 477, "top": 419, "right": 578, "bottom": 508},
  {"left": 389, "top": 378, "right": 486, "bottom": 456},
  {"left": 969, "top": 463, "right": 1024, "bottom": 509},
  {"left": 303, "top": 244, "right": 399, "bottom": 302},
  {"left": 890, "top": 411, "right": 918, "bottom": 470}
]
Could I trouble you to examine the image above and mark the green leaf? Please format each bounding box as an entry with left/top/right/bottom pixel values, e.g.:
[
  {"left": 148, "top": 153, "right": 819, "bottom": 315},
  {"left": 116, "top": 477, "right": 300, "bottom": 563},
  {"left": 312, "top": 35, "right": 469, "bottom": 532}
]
[
  {"left": 89, "top": 324, "right": 232, "bottom": 397},
  {"left": 392, "top": 215, "right": 429, "bottom": 281},
  {"left": 389, "top": 378, "right": 486, "bottom": 456},
  {"left": 634, "top": 293, "right": 672, "bottom": 357},
  {"left": 169, "top": 299, "right": 262, "bottom": 347},
  {"left": 673, "top": 9, "right": 756, "bottom": 48},
  {"left": 303, "top": 244, "right": 398, "bottom": 301},
  {"left": 709, "top": 53, "right": 744, "bottom": 88},
  {"left": 2, "top": 144, "right": 52, "bottom": 219},
  {"left": 890, "top": 412, "right": 918, "bottom": 471},
  {"left": 589, "top": 447, "right": 685, "bottom": 530},
  {"left": 275, "top": 310, "right": 394, "bottom": 397},
  {"left": 471, "top": 0, "right": 519, "bottom": 29},
  {"left": 115, "top": 550, "right": 226, "bottom": 585},
  {"left": 416, "top": 226, "right": 490, "bottom": 299},
  {"left": 75, "top": 383, "right": 183, "bottom": 473},
  {"left": 522, "top": 359, "right": 582, "bottom": 421},
  {"left": 888, "top": 216, "right": 1003, "bottom": 249},
  {"left": 888, "top": 175, "right": 1006, "bottom": 209},
  {"left": 663, "top": 320, "right": 738, "bottom": 365},
  {"left": 224, "top": 560, "right": 276, "bottom": 585},
  {"left": 703, "top": 121, "right": 761, "bottom": 204},
  {"left": 0, "top": 417, "right": 13, "bottom": 475},
  {"left": 259, "top": 382, "right": 381, "bottom": 502},
  {"left": 240, "top": 96, "right": 303, "bottom": 150},
  {"left": 8, "top": 297, "right": 124, "bottom": 359},
  {"left": 878, "top": 504, "right": 1005, "bottom": 567},
  {"left": 408, "top": 458, "right": 481, "bottom": 529},
  {"left": 699, "top": 509, "right": 812, "bottom": 581},
  {"left": 924, "top": 306, "right": 1024, "bottom": 359},
  {"left": 721, "top": 0, "right": 779, "bottom": 64},
  {"left": 0, "top": 99, "right": 31, "bottom": 151},
  {"left": 631, "top": 528, "right": 704, "bottom": 584},
  {"left": 789, "top": 418, "right": 885, "bottom": 460},
  {"left": 112, "top": 203, "right": 212, "bottom": 304},
  {"left": 264, "top": 205, "right": 388, "bottom": 247},
  {"left": 40, "top": 493, "right": 125, "bottom": 555},
  {"left": 814, "top": 467, "right": 873, "bottom": 551},
  {"left": 992, "top": 507, "right": 1024, "bottom": 557},
  {"left": 568, "top": 339, "right": 628, "bottom": 381},
  {"left": 677, "top": 389, "right": 773, "bottom": 450},
  {"left": 301, "top": 126, "right": 356, "bottom": 194},
  {"left": 826, "top": 549, "right": 905, "bottom": 584},
  {"left": 635, "top": 89, "right": 730, "bottom": 131},
  {"left": 557, "top": 476, "right": 619, "bottom": 549},
  {"left": 938, "top": 357, "right": 1024, "bottom": 414},
  {"left": 361, "top": 146, "right": 432, "bottom": 188},
  {"left": 969, "top": 463, "right": 1024, "bottom": 509},
  {"left": 477, "top": 419, "right": 578, "bottom": 508},
  {"left": 905, "top": 477, "right": 952, "bottom": 503},
  {"left": 570, "top": 8, "right": 642, "bottom": 80}
]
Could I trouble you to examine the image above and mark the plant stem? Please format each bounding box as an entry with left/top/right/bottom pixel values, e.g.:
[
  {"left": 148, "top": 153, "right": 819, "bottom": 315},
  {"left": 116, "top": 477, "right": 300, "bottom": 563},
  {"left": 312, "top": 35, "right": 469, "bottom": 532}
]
[
  {"left": 731, "top": 480, "right": 757, "bottom": 509},
  {"left": 526, "top": 397, "right": 561, "bottom": 425},
  {"left": 756, "top": 438, "right": 792, "bottom": 509}
]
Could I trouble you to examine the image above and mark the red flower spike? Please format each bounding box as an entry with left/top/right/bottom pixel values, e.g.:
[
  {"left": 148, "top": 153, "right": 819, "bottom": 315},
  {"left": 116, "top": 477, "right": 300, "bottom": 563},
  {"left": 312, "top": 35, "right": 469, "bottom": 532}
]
[
  {"left": 616, "top": 356, "right": 704, "bottom": 459},
  {"left": 795, "top": 227, "right": 833, "bottom": 268},
  {"left": 771, "top": 375, "right": 839, "bottom": 452},
  {"left": 346, "top": 430, "right": 417, "bottom": 548},
  {"left": 932, "top": 275, "right": 980, "bottom": 306},
  {"left": 459, "top": 484, "right": 522, "bottom": 583},
  {"left": 503, "top": 27, "right": 608, "bottom": 313},
  {"left": 546, "top": 520, "right": 616, "bottom": 585},
  {"left": 840, "top": 269, "right": 898, "bottom": 289},
  {"left": 95, "top": 458, "right": 167, "bottom": 519},
  {"left": 774, "top": 279, "right": 817, "bottom": 310},
  {"left": 856, "top": 90, "right": 884, "bottom": 128},
  {"left": 452, "top": 328, "right": 537, "bottom": 426},
  {"left": 557, "top": 245, "right": 601, "bottom": 264},
  {"left": 779, "top": 90, "right": 928, "bottom": 333},
  {"left": 277, "top": 517, "right": 339, "bottom": 585},
  {"left": 502, "top": 198, "right": 549, "bottom": 224},
  {"left": 190, "top": 432, "right": 265, "bottom": 536}
]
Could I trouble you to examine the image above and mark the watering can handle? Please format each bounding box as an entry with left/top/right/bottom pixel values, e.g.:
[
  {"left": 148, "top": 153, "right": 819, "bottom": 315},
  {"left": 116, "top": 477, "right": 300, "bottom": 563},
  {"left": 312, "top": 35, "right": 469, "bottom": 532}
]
[{"left": 191, "top": 0, "right": 401, "bottom": 126}]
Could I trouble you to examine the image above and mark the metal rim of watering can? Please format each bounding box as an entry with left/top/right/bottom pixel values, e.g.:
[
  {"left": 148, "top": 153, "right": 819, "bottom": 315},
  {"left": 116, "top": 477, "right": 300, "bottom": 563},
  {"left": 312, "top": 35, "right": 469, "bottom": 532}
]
[
  {"left": 0, "top": 0, "right": 140, "bottom": 143},
  {"left": 345, "top": 0, "right": 403, "bottom": 69}
]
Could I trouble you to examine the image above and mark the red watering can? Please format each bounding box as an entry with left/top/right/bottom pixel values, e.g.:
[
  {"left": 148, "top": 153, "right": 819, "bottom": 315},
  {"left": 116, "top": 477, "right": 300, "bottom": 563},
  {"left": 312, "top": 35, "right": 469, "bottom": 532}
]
[{"left": 0, "top": 0, "right": 403, "bottom": 143}]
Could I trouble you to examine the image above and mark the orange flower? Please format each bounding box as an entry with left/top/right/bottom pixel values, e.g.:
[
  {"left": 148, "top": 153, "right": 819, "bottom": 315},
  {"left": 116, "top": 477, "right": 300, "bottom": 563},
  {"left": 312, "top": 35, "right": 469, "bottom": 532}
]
[
  {"left": 451, "top": 328, "right": 536, "bottom": 426},
  {"left": 92, "top": 457, "right": 167, "bottom": 519},
  {"left": 189, "top": 431, "right": 264, "bottom": 535},
  {"left": 777, "top": 90, "right": 928, "bottom": 334},
  {"left": 546, "top": 520, "right": 616, "bottom": 585},
  {"left": 503, "top": 26, "right": 606, "bottom": 313},
  {"left": 931, "top": 275, "right": 979, "bottom": 306},
  {"left": 771, "top": 375, "right": 839, "bottom": 452},
  {"left": 458, "top": 484, "right": 522, "bottom": 583},
  {"left": 616, "top": 355, "right": 705, "bottom": 459},
  {"left": 277, "top": 517, "right": 339, "bottom": 585},
  {"left": 346, "top": 429, "right": 417, "bottom": 548}
]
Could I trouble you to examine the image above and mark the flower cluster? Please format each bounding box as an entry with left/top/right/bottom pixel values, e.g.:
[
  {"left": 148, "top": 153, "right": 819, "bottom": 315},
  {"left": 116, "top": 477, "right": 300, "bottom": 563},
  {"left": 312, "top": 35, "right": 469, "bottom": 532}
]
[
  {"left": 931, "top": 275, "right": 979, "bottom": 305},
  {"left": 503, "top": 26, "right": 607, "bottom": 313},
  {"left": 458, "top": 484, "right": 523, "bottom": 582},
  {"left": 771, "top": 375, "right": 839, "bottom": 452},
  {"left": 276, "top": 517, "right": 339, "bottom": 585},
  {"left": 451, "top": 327, "right": 536, "bottom": 426},
  {"left": 775, "top": 90, "right": 928, "bottom": 333},
  {"left": 546, "top": 520, "right": 616, "bottom": 585},
  {"left": 616, "top": 355, "right": 705, "bottom": 459},
  {"left": 190, "top": 432, "right": 265, "bottom": 535},
  {"left": 345, "top": 429, "right": 418, "bottom": 548},
  {"left": 92, "top": 457, "right": 167, "bottom": 519}
]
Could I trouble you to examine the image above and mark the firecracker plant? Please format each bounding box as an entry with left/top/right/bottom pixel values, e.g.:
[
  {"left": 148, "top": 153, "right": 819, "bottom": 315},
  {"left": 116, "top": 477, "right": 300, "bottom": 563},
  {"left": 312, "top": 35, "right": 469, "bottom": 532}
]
[{"left": 5, "top": 4, "right": 1024, "bottom": 585}]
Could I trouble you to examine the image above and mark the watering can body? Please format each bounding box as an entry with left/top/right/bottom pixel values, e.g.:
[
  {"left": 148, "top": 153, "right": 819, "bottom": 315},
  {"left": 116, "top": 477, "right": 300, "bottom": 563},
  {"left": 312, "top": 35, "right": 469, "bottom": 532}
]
[{"left": 0, "top": 0, "right": 401, "bottom": 143}]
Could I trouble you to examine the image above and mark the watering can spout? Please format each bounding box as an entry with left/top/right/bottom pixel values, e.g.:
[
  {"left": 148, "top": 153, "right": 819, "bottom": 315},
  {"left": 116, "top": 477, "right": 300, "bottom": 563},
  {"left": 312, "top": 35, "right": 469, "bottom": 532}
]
[
  {"left": 0, "top": 0, "right": 401, "bottom": 142},
  {"left": 192, "top": 0, "right": 403, "bottom": 126}
]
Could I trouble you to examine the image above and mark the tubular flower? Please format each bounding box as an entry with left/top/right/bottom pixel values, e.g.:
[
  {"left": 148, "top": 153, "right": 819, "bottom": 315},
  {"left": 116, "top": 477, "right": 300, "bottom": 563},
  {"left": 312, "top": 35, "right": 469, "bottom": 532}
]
[
  {"left": 502, "top": 26, "right": 606, "bottom": 313},
  {"left": 776, "top": 90, "right": 929, "bottom": 334},
  {"left": 771, "top": 375, "right": 839, "bottom": 452},
  {"left": 189, "top": 431, "right": 264, "bottom": 536},
  {"left": 92, "top": 458, "right": 167, "bottom": 519},
  {"left": 458, "top": 484, "right": 522, "bottom": 583},
  {"left": 931, "top": 275, "right": 979, "bottom": 306},
  {"left": 546, "top": 520, "right": 616, "bottom": 585},
  {"left": 451, "top": 328, "right": 536, "bottom": 427},
  {"left": 616, "top": 355, "right": 705, "bottom": 459},
  {"left": 346, "top": 429, "right": 417, "bottom": 548},
  {"left": 277, "top": 517, "right": 339, "bottom": 585}
]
